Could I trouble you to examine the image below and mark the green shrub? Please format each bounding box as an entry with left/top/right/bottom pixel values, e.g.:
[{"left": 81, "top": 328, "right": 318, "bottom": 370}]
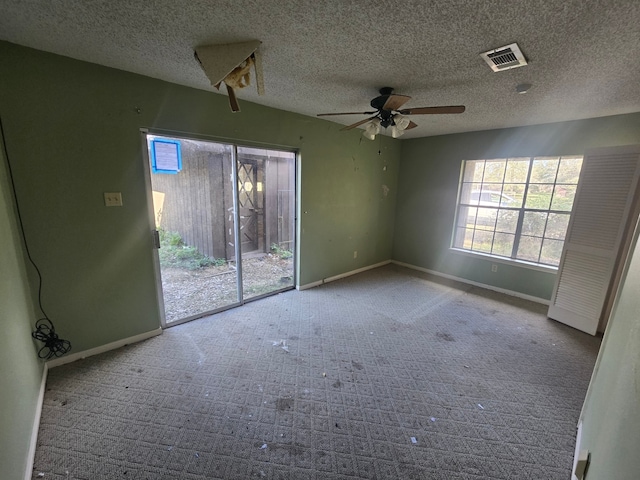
[
  {"left": 271, "top": 243, "right": 293, "bottom": 259},
  {"left": 158, "top": 229, "right": 225, "bottom": 270},
  {"left": 159, "top": 229, "right": 183, "bottom": 247}
]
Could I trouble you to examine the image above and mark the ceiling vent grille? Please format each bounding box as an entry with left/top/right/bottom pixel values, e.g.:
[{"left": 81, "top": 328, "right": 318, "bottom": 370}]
[{"left": 480, "top": 43, "right": 528, "bottom": 72}]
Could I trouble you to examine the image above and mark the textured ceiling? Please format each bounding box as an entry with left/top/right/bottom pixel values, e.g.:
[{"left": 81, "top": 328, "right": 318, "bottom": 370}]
[{"left": 1, "top": 0, "right": 639, "bottom": 139}]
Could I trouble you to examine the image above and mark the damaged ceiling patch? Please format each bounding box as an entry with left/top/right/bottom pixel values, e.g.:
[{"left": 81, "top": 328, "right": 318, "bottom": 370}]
[{"left": 195, "top": 40, "right": 264, "bottom": 112}]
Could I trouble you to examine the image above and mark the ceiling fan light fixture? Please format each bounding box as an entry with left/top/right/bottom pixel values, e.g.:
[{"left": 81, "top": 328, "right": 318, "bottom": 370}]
[
  {"left": 318, "top": 89, "right": 466, "bottom": 136},
  {"left": 362, "top": 129, "right": 376, "bottom": 140},
  {"left": 393, "top": 114, "right": 411, "bottom": 130},
  {"left": 363, "top": 118, "right": 380, "bottom": 140},
  {"left": 390, "top": 126, "right": 405, "bottom": 138}
]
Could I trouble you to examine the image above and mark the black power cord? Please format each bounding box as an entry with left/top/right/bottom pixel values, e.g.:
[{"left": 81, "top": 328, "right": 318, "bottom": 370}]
[
  {"left": 32, "top": 318, "right": 72, "bottom": 359},
  {"left": 0, "top": 113, "right": 71, "bottom": 359}
]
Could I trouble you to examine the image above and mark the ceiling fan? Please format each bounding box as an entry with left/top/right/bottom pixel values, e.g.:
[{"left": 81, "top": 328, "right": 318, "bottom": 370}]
[{"left": 317, "top": 87, "right": 465, "bottom": 139}]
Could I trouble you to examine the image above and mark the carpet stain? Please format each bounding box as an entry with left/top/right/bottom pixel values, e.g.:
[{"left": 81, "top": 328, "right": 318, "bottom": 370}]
[
  {"left": 276, "top": 397, "right": 294, "bottom": 411},
  {"left": 436, "top": 332, "right": 455, "bottom": 342},
  {"left": 351, "top": 360, "right": 364, "bottom": 370},
  {"left": 332, "top": 380, "right": 342, "bottom": 388},
  {"left": 289, "top": 335, "right": 299, "bottom": 340}
]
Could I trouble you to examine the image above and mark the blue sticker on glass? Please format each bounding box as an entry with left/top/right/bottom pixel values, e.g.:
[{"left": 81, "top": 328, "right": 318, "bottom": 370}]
[{"left": 151, "top": 139, "right": 182, "bottom": 174}]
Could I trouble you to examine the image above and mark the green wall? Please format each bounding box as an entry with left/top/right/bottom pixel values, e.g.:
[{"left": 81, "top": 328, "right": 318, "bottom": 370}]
[
  {"left": 0, "top": 41, "right": 400, "bottom": 355},
  {"left": 4, "top": 38, "right": 638, "bottom": 479},
  {"left": 0, "top": 116, "right": 44, "bottom": 479},
  {"left": 394, "top": 113, "right": 640, "bottom": 300},
  {"left": 0, "top": 41, "right": 400, "bottom": 477},
  {"left": 577, "top": 222, "right": 640, "bottom": 480}
]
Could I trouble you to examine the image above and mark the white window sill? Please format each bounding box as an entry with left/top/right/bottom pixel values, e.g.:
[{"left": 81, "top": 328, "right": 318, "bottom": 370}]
[{"left": 449, "top": 248, "right": 558, "bottom": 274}]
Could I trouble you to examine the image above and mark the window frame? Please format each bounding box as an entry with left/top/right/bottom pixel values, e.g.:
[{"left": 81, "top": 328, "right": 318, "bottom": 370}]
[{"left": 450, "top": 155, "right": 583, "bottom": 268}]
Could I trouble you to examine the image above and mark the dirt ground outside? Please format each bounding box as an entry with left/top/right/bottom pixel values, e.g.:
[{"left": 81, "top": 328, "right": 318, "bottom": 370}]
[{"left": 161, "top": 254, "right": 294, "bottom": 323}]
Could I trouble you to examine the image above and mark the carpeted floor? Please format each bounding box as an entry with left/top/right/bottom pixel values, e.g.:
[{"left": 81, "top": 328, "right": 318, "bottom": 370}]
[{"left": 33, "top": 265, "right": 601, "bottom": 479}]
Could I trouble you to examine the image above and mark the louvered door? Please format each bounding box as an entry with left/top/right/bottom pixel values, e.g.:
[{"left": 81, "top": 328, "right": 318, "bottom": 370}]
[{"left": 548, "top": 145, "right": 640, "bottom": 335}]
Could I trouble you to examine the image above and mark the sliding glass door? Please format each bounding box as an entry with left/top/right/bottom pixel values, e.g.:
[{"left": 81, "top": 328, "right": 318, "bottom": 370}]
[
  {"left": 237, "top": 147, "right": 296, "bottom": 301},
  {"left": 143, "top": 133, "right": 296, "bottom": 326}
]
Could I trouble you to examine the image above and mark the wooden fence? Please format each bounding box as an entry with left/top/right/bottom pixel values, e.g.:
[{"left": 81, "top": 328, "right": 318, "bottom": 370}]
[{"left": 150, "top": 139, "right": 294, "bottom": 261}]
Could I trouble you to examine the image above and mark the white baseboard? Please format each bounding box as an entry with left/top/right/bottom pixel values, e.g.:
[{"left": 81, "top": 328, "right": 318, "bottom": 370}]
[
  {"left": 297, "top": 280, "right": 322, "bottom": 291},
  {"left": 297, "top": 260, "right": 391, "bottom": 291},
  {"left": 25, "top": 363, "right": 48, "bottom": 480},
  {"left": 46, "top": 328, "right": 163, "bottom": 369},
  {"left": 392, "top": 260, "right": 550, "bottom": 305}
]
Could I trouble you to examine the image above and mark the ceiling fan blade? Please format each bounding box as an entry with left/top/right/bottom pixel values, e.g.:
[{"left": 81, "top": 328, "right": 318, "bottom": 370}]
[
  {"left": 340, "top": 116, "right": 378, "bottom": 131},
  {"left": 405, "top": 121, "right": 418, "bottom": 130},
  {"left": 383, "top": 94, "right": 411, "bottom": 111},
  {"left": 317, "top": 111, "right": 376, "bottom": 117},
  {"left": 398, "top": 105, "right": 466, "bottom": 115}
]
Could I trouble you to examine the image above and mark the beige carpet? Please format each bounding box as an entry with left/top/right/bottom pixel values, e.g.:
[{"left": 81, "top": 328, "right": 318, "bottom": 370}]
[{"left": 33, "top": 265, "right": 601, "bottom": 479}]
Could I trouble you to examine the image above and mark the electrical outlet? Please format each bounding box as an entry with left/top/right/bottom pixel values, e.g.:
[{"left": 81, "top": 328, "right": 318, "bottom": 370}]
[
  {"left": 104, "top": 192, "right": 123, "bottom": 207},
  {"left": 354, "top": 250, "right": 358, "bottom": 259},
  {"left": 491, "top": 264, "right": 498, "bottom": 272}
]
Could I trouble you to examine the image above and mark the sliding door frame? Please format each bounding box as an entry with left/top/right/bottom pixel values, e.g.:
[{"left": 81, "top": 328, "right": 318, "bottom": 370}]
[
  {"left": 140, "top": 129, "right": 168, "bottom": 328},
  {"left": 140, "top": 128, "right": 298, "bottom": 329}
]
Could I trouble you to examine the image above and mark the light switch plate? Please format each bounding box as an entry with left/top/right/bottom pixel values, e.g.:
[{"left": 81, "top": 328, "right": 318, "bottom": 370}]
[{"left": 104, "top": 192, "right": 123, "bottom": 207}]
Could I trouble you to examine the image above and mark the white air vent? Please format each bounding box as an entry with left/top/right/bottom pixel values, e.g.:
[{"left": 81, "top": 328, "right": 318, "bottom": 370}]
[{"left": 480, "top": 43, "right": 528, "bottom": 72}]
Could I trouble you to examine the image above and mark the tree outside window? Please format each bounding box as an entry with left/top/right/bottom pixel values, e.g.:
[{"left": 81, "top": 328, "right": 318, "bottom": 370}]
[{"left": 453, "top": 156, "right": 583, "bottom": 267}]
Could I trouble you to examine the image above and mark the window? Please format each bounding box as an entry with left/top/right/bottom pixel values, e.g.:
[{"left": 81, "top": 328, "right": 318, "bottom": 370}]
[{"left": 452, "top": 156, "right": 583, "bottom": 267}]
